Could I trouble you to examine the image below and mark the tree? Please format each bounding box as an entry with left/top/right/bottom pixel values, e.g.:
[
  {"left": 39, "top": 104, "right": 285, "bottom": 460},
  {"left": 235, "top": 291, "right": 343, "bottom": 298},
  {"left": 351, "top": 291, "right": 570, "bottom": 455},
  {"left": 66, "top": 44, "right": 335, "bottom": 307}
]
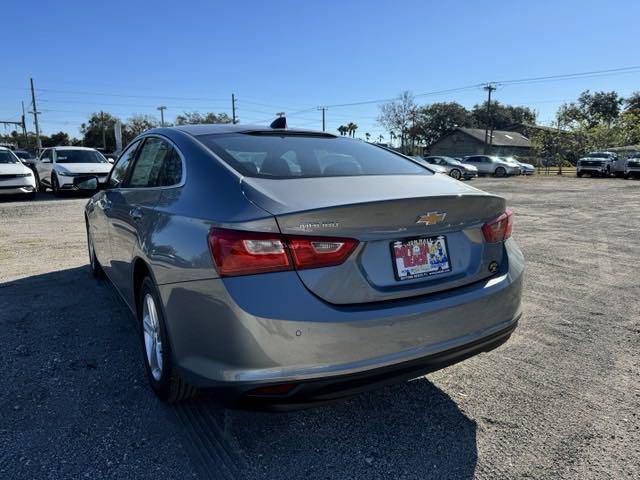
[
  {"left": 624, "top": 91, "right": 640, "bottom": 113},
  {"left": 364, "top": 132, "right": 371, "bottom": 142},
  {"left": 471, "top": 101, "right": 536, "bottom": 130},
  {"left": 337, "top": 125, "right": 348, "bottom": 136},
  {"left": 80, "top": 111, "right": 121, "bottom": 151},
  {"left": 378, "top": 134, "right": 384, "bottom": 143},
  {"left": 378, "top": 91, "right": 417, "bottom": 153},
  {"left": 558, "top": 90, "right": 623, "bottom": 128},
  {"left": 174, "top": 111, "right": 232, "bottom": 125},
  {"left": 126, "top": 114, "right": 158, "bottom": 138},
  {"left": 42, "top": 131, "right": 71, "bottom": 147},
  {"left": 347, "top": 122, "right": 358, "bottom": 137},
  {"left": 414, "top": 102, "right": 472, "bottom": 146}
]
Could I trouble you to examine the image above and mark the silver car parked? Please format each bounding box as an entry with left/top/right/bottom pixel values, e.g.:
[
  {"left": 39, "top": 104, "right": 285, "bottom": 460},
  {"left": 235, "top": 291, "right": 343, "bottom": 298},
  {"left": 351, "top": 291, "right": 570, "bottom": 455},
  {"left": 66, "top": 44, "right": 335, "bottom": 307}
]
[
  {"left": 85, "top": 122, "right": 524, "bottom": 408},
  {"left": 462, "top": 155, "right": 521, "bottom": 177},
  {"left": 421, "top": 156, "right": 478, "bottom": 180}
]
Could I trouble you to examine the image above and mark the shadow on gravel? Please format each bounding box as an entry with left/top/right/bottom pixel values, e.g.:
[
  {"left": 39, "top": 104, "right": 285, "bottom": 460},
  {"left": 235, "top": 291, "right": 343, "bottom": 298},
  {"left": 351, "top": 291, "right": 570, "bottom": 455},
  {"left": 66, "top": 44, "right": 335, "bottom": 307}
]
[
  {"left": 183, "top": 375, "right": 478, "bottom": 479},
  {"left": 0, "top": 267, "right": 477, "bottom": 480}
]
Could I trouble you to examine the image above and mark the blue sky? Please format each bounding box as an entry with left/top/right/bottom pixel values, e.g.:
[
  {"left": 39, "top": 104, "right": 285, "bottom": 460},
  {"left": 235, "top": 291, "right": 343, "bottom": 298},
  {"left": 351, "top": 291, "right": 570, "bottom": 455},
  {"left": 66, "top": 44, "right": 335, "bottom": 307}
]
[{"left": 2, "top": 0, "right": 639, "bottom": 140}]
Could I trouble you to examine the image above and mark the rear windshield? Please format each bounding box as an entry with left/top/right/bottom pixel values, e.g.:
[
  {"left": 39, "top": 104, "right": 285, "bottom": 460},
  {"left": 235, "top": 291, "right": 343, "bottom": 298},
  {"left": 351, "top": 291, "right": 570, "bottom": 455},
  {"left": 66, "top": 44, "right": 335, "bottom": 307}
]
[
  {"left": 0, "top": 150, "right": 19, "bottom": 164},
  {"left": 14, "top": 151, "right": 33, "bottom": 159},
  {"left": 55, "top": 150, "right": 108, "bottom": 164},
  {"left": 196, "top": 133, "right": 430, "bottom": 178}
]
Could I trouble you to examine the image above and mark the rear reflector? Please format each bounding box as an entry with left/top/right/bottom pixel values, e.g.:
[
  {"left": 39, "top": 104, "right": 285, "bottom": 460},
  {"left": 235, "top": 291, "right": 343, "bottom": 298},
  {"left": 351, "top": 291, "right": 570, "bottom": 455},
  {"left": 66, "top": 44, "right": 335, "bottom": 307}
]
[
  {"left": 482, "top": 209, "right": 514, "bottom": 243},
  {"left": 209, "top": 228, "right": 358, "bottom": 277}
]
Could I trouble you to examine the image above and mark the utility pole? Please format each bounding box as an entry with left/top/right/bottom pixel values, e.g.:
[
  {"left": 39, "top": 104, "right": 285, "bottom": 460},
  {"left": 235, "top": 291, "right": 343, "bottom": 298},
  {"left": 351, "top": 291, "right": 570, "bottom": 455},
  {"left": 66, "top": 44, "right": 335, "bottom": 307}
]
[
  {"left": 483, "top": 83, "right": 496, "bottom": 154},
  {"left": 100, "top": 111, "right": 106, "bottom": 150},
  {"left": 556, "top": 120, "right": 563, "bottom": 175},
  {"left": 29, "top": 78, "right": 42, "bottom": 151},
  {"left": 21, "top": 101, "right": 27, "bottom": 145},
  {"left": 317, "top": 106, "right": 327, "bottom": 131},
  {"left": 231, "top": 94, "right": 237, "bottom": 124},
  {"left": 157, "top": 106, "right": 167, "bottom": 127}
]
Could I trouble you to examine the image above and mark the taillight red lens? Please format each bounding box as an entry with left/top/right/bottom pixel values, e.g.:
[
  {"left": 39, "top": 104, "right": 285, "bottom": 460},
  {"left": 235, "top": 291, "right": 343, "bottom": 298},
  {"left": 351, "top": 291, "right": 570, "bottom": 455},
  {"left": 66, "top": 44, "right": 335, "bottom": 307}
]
[
  {"left": 288, "top": 236, "right": 359, "bottom": 270},
  {"left": 209, "top": 229, "right": 359, "bottom": 277},
  {"left": 209, "top": 228, "right": 292, "bottom": 276},
  {"left": 482, "top": 209, "right": 514, "bottom": 243}
]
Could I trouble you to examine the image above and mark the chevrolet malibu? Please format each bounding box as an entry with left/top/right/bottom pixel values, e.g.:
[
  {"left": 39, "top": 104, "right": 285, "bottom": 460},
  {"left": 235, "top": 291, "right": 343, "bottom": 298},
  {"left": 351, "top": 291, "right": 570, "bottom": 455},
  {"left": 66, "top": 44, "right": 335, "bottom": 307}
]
[{"left": 85, "top": 122, "right": 524, "bottom": 407}]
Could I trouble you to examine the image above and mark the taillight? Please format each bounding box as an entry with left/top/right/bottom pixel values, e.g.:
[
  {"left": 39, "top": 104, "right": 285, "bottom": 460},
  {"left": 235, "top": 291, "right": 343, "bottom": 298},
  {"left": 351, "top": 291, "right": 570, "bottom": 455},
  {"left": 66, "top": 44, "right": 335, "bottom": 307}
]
[
  {"left": 209, "top": 229, "right": 291, "bottom": 276},
  {"left": 209, "top": 228, "right": 358, "bottom": 277},
  {"left": 288, "top": 236, "right": 358, "bottom": 270},
  {"left": 482, "top": 209, "right": 514, "bottom": 243}
]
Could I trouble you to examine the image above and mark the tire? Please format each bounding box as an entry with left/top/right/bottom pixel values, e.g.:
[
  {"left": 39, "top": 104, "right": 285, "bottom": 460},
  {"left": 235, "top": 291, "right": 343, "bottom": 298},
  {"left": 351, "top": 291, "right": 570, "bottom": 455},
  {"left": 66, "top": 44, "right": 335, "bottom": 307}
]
[
  {"left": 24, "top": 192, "right": 36, "bottom": 201},
  {"left": 577, "top": 172, "right": 583, "bottom": 178},
  {"left": 52, "top": 174, "right": 61, "bottom": 197},
  {"left": 138, "top": 276, "right": 196, "bottom": 403},
  {"left": 86, "top": 222, "right": 104, "bottom": 278},
  {"left": 449, "top": 168, "right": 462, "bottom": 180},
  {"left": 495, "top": 166, "right": 506, "bottom": 177}
]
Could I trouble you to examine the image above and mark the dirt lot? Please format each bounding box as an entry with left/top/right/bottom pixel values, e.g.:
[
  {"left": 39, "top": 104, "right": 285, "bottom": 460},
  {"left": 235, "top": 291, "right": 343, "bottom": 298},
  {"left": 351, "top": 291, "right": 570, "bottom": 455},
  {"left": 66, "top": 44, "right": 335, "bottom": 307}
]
[{"left": 1, "top": 176, "right": 639, "bottom": 480}]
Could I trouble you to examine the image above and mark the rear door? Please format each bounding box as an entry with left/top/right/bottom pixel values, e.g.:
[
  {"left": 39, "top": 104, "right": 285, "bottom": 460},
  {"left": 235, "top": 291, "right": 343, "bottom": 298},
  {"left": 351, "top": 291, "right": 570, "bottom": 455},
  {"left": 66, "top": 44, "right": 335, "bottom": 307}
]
[{"left": 104, "top": 136, "right": 181, "bottom": 301}]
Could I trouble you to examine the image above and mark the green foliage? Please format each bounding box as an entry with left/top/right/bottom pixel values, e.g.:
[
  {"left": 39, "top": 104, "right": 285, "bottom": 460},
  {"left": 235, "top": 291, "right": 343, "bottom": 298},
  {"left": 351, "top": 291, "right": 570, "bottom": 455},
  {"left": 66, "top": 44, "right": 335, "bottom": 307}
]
[
  {"left": 174, "top": 111, "right": 232, "bottom": 125},
  {"left": 414, "top": 102, "right": 472, "bottom": 146},
  {"left": 80, "top": 111, "right": 121, "bottom": 151},
  {"left": 471, "top": 101, "right": 536, "bottom": 130},
  {"left": 126, "top": 114, "right": 159, "bottom": 138}
]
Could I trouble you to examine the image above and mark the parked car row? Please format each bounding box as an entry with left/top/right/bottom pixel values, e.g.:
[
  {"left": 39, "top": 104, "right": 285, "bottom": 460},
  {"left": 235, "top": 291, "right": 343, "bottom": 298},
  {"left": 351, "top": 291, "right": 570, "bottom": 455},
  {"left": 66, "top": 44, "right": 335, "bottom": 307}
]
[
  {"left": 576, "top": 151, "right": 640, "bottom": 178},
  {"left": 0, "top": 146, "right": 114, "bottom": 200}
]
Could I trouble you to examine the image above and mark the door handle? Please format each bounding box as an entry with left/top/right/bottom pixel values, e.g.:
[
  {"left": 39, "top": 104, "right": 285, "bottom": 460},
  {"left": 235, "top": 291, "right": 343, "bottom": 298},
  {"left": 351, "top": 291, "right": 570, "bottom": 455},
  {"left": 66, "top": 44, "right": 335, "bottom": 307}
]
[{"left": 129, "top": 207, "right": 144, "bottom": 221}]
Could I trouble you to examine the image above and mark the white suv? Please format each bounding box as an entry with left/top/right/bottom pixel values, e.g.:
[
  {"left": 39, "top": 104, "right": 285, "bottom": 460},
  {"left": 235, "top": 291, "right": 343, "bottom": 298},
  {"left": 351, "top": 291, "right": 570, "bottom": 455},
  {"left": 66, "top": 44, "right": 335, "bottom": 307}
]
[
  {"left": 0, "top": 147, "right": 37, "bottom": 199},
  {"left": 35, "top": 147, "right": 113, "bottom": 195}
]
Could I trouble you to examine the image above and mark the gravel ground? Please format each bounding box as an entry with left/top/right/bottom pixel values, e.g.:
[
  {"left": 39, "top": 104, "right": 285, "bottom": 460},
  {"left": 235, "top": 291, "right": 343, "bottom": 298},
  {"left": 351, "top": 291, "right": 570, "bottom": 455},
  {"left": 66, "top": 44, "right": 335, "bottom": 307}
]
[{"left": 1, "top": 176, "right": 639, "bottom": 479}]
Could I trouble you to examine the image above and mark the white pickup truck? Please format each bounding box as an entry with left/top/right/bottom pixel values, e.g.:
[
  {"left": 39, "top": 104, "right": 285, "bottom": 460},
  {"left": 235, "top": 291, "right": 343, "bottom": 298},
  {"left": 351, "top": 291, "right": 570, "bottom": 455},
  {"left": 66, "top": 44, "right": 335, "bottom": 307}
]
[
  {"left": 576, "top": 151, "right": 617, "bottom": 177},
  {"left": 622, "top": 152, "right": 640, "bottom": 179}
]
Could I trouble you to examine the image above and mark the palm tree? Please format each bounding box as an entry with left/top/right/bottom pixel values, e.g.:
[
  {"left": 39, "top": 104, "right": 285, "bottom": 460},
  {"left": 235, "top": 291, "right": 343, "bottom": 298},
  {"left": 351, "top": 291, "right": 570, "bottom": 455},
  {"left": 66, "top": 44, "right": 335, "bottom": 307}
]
[
  {"left": 365, "top": 132, "right": 371, "bottom": 142},
  {"left": 389, "top": 131, "right": 396, "bottom": 146},
  {"left": 337, "top": 125, "right": 348, "bottom": 136},
  {"left": 378, "top": 134, "right": 384, "bottom": 143},
  {"left": 347, "top": 122, "right": 358, "bottom": 138}
]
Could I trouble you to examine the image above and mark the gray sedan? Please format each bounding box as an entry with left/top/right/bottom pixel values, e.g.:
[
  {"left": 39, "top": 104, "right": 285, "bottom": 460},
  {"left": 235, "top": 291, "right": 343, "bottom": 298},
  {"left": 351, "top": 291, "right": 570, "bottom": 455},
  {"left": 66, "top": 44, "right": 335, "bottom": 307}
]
[
  {"left": 462, "top": 155, "right": 521, "bottom": 177},
  {"left": 85, "top": 122, "right": 524, "bottom": 408},
  {"left": 421, "top": 156, "right": 478, "bottom": 180}
]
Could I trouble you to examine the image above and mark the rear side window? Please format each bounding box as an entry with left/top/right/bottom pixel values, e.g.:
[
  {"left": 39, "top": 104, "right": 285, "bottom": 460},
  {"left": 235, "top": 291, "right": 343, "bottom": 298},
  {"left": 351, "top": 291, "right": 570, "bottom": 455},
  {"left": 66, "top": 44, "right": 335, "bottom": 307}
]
[
  {"left": 125, "top": 137, "right": 183, "bottom": 188},
  {"left": 196, "top": 133, "right": 429, "bottom": 179}
]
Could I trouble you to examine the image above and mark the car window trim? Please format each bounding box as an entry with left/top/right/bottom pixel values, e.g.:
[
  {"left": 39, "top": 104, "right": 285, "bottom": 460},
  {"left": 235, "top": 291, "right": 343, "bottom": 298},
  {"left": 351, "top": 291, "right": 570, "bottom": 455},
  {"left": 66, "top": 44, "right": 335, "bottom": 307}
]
[
  {"left": 107, "top": 139, "right": 143, "bottom": 188},
  {"left": 120, "top": 134, "right": 186, "bottom": 190}
]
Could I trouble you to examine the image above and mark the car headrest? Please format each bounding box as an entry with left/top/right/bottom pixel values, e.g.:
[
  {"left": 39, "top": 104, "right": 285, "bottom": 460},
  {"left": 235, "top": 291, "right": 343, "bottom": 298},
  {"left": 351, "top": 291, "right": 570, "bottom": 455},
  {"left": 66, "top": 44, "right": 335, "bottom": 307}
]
[
  {"left": 260, "top": 156, "right": 292, "bottom": 177},
  {"left": 322, "top": 159, "right": 362, "bottom": 176}
]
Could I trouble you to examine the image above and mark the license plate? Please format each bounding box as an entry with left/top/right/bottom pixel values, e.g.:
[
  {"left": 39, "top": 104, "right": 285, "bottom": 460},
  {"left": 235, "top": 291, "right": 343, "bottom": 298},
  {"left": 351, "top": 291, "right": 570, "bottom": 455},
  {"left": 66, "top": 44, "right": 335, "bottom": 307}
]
[
  {"left": 391, "top": 235, "right": 452, "bottom": 281},
  {"left": 76, "top": 177, "right": 98, "bottom": 190}
]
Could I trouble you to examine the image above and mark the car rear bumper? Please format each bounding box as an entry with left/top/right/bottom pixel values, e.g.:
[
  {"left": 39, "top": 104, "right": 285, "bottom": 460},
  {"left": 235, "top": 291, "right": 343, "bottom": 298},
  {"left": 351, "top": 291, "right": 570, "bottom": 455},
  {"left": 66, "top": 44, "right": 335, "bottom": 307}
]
[{"left": 157, "top": 238, "right": 524, "bottom": 402}]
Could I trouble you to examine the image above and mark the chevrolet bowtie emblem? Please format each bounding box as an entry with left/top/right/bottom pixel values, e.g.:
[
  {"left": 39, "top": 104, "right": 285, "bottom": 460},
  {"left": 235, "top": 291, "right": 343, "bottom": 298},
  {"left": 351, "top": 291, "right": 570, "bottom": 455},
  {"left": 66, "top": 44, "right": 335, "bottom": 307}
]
[{"left": 416, "top": 211, "right": 447, "bottom": 226}]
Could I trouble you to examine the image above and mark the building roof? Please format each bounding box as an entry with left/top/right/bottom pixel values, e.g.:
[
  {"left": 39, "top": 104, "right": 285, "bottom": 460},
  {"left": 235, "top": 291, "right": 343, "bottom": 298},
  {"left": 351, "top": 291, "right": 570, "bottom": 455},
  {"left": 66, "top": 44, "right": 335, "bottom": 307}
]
[{"left": 458, "top": 128, "right": 531, "bottom": 148}]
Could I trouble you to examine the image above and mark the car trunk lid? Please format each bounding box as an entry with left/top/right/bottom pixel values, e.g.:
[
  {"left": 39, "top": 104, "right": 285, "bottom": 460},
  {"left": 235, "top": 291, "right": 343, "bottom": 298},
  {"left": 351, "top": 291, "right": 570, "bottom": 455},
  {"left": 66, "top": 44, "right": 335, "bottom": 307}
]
[{"left": 241, "top": 174, "right": 506, "bottom": 304}]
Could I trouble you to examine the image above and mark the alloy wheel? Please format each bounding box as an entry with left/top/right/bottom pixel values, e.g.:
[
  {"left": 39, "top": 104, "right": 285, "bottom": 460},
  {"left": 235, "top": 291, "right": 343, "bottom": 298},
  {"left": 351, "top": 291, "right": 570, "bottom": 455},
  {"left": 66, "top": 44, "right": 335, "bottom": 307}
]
[{"left": 142, "top": 294, "right": 163, "bottom": 381}]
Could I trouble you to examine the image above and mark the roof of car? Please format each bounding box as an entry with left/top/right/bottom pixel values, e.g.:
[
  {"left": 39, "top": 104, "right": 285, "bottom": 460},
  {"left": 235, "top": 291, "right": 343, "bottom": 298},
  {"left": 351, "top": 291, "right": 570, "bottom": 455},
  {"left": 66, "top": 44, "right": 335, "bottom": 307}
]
[
  {"left": 168, "top": 123, "right": 335, "bottom": 137},
  {"left": 49, "top": 146, "right": 97, "bottom": 150}
]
